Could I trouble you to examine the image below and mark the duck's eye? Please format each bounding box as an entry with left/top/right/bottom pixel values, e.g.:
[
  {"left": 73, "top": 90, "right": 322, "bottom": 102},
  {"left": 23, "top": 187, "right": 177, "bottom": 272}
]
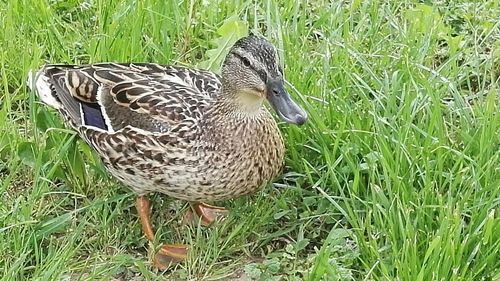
[{"left": 241, "top": 57, "right": 251, "bottom": 67}]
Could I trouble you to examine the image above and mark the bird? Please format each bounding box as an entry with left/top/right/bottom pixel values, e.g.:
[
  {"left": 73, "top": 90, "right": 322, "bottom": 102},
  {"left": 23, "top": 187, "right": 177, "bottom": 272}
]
[{"left": 30, "top": 35, "right": 307, "bottom": 269}]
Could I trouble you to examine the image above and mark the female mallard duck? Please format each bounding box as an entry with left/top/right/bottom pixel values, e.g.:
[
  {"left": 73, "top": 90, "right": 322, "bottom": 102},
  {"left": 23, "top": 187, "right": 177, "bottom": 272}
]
[{"left": 32, "top": 35, "right": 307, "bottom": 269}]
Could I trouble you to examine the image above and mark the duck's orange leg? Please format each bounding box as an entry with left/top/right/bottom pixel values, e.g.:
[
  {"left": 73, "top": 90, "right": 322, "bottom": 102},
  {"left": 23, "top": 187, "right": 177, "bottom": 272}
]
[
  {"left": 183, "top": 202, "right": 228, "bottom": 226},
  {"left": 136, "top": 196, "right": 188, "bottom": 270}
]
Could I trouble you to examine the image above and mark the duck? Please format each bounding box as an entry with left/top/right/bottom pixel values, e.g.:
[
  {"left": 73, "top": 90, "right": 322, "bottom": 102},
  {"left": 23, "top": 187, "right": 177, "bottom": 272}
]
[{"left": 31, "top": 35, "right": 307, "bottom": 269}]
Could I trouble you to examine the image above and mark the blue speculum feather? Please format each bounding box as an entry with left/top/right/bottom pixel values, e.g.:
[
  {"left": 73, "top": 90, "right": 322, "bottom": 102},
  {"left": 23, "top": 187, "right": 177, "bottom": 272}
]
[{"left": 81, "top": 102, "right": 107, "bottom": 130}]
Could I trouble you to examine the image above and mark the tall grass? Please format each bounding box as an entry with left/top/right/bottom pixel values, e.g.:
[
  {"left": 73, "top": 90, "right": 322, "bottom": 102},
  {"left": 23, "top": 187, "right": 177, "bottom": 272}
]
[{"left": 0, "top": 0, "right": 498, "bottom": 280}]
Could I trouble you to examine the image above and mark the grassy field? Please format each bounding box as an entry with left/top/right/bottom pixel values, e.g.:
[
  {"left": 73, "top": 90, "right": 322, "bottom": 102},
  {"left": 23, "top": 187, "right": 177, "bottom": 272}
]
[{"left": 1, "top": 0, "right": 499, "bottom": 280}]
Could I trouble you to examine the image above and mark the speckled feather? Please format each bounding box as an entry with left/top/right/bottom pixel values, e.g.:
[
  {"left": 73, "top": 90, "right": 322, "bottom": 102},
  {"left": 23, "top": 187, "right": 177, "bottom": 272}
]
[{"left": 33, "top": 37, "right": 287, "bottom": 202}]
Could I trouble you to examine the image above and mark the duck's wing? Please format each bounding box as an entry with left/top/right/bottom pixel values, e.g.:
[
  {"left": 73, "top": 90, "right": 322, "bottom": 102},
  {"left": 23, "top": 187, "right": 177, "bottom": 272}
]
[{"left": 33, "top": 63, "right": 222, "bottom": 134}]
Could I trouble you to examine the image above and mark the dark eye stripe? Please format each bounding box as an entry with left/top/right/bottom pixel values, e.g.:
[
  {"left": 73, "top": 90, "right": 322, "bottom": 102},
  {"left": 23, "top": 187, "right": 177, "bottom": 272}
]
[
  {"left": 256, "top": 69, "right": 267, "bottom": 82},
  {"left": 232, "top": 52, "right": 268, "bottom": 82}
]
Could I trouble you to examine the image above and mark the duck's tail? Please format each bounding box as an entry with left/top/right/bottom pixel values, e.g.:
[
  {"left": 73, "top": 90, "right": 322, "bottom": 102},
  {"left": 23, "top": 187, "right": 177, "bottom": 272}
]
[{"left": 28, "top": 65, "right": 108, "bottom": 131}]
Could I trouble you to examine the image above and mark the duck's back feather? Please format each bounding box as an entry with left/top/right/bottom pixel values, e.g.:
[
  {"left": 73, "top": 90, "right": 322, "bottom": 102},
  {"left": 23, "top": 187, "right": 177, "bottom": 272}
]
[{"left": 34, "top": 63, "right": 222, "bottom": 133}]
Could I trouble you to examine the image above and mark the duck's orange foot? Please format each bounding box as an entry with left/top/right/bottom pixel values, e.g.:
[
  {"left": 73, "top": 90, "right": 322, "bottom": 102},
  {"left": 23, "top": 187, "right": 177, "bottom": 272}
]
[
  {"left": 153, "top": 244, "right": 189, "bottom": 270},
  {"left": 183, "top": 202, "right": 228, "bottom": 226}
]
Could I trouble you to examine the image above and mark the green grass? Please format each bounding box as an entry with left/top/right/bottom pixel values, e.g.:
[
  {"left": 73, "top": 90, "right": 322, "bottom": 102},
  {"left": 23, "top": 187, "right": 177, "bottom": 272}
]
[{"left": 1, "top": 0, "right": 499, "bottom": 280}]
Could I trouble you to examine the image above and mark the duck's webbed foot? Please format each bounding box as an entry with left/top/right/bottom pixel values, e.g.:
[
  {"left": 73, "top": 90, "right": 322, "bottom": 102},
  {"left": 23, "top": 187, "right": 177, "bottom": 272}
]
[
  {"left": 136, "top": 196, "right": 188, "bottom": 270},
  {"left": 183, "top": 202, "right": 228, "bottom": 226}
]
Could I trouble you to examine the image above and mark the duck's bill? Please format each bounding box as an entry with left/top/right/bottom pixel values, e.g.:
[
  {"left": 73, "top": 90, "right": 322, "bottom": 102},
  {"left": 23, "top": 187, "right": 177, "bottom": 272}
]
[{"left": 266, "top": 80, "right": 307, "bottom": 125}]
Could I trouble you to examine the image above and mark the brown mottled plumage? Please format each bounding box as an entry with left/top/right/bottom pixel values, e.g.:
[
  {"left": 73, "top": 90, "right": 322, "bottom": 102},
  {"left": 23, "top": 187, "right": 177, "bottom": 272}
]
[{"left": 30, "top": 35, "right": 307, "bottom": 268}]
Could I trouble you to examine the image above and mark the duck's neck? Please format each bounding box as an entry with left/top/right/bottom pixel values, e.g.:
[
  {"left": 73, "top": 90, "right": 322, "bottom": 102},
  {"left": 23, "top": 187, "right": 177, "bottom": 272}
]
[
  {"left": 213, "top": 88, "right": 268, "bottom": 122},
  {"left": 200, "top": 90, "right": 281, "bottom": 156}
]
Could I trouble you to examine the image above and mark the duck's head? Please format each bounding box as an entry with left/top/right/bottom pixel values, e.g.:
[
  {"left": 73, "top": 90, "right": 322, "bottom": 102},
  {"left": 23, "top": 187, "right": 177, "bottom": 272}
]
[{"left": 221, "top": 36, "right": 307, "bottom": 125}]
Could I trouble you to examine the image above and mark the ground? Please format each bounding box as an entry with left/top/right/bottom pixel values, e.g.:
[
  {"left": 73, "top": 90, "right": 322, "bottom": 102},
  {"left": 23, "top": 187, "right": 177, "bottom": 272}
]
[{"left": 0, "top": 1, "right": 499, "bottom": 280}]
